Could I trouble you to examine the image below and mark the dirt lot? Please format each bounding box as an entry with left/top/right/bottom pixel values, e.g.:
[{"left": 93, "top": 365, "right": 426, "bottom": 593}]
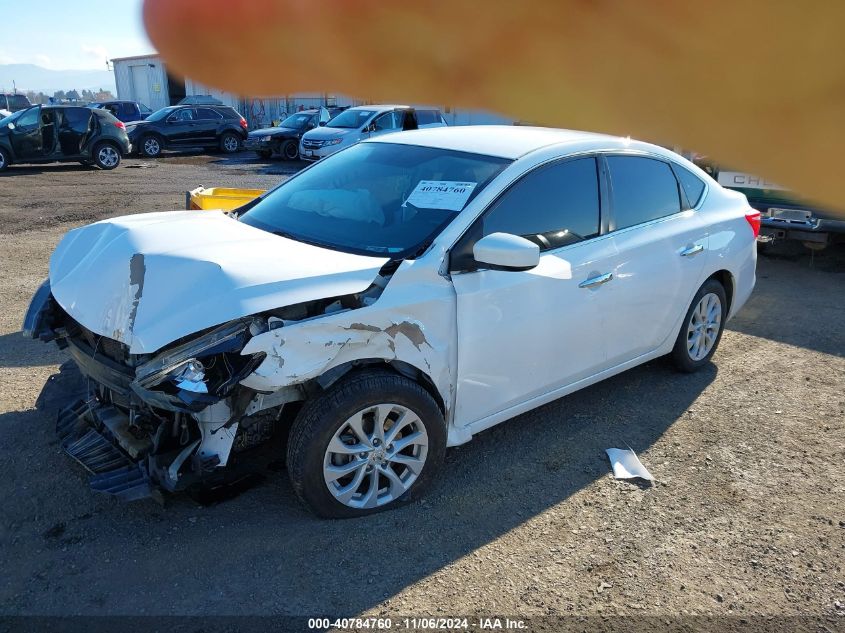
[{"left": 0, "top": 154, "right": 843, "bottom": 623}]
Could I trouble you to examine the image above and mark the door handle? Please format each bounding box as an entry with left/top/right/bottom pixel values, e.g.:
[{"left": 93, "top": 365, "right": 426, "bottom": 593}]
[
  {"left": 680, "top": 244, "right": 705, "bottom": 257},
  {"left": 579, "top": 272, "right": 613, "bottom": 289}
]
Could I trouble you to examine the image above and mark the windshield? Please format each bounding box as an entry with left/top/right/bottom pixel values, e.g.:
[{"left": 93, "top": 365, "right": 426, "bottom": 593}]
[
  {"left": 326, "top": 109, "right": 377, "bottom": 129},
  {"left": 240, "top": 143, "right": 511, "bottom": 257},
  {"left": 0, "top": 109, "right": 24, "bottom": 127},
  {"left": 145, "top": 106, "right": 177, "bottom": 122},
  {"left": 279, "top": 113, "right": 314, "bottom": 129}
]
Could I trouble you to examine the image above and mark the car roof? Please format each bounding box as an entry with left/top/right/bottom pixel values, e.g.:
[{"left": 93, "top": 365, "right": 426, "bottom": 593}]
[
  {"left": 365, "top": 125, "right": 665, "bottom": 160},
  {"left": 347, "top": 104, "right": 410, "bottom": 112}
]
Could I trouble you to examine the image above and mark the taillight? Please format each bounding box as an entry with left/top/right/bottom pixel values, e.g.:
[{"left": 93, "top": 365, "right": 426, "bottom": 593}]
[
  {"left": 114, "top": 120, "right": 126, "bottom": 131},
  {"left": 239, "top": 117, "right": 248, "bottom": 129},
  {"left": 745, "top": 210, "right": 762, "bottom": 238}
]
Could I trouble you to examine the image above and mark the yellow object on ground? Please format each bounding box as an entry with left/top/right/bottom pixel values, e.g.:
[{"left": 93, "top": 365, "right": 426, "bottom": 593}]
[{"left": 186, "top": 186, "right": 266, "bottom": 211}]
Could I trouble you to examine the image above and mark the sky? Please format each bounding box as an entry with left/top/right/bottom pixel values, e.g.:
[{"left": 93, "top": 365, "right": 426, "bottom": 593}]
[{"left": 0, "top": 0, "right": 154, "bottom": 70}]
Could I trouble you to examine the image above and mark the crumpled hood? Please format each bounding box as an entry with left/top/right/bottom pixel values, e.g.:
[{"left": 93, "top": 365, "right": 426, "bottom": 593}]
[
  {"left": 248, "top": 126, "right": 297, "bottom": 138},
  {"left": 124, "top": 120, "right": 149, "bottom": 135},
  {"left": 49, "top": 211, "right": 388, "bottom": 354}
]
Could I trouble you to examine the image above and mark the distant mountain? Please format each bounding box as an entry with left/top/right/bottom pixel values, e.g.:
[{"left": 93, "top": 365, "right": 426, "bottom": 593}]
[{"left": 0, "top": 64, "right": 115, "bottom": 94}]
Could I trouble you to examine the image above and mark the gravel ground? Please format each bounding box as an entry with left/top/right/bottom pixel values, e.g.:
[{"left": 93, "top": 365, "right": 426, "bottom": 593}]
[{"left": 0, "top": 154, "right": 843, "bottom": 621}]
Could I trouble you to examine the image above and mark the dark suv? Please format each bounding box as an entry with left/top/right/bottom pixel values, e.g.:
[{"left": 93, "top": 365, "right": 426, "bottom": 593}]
[
  {"left": 126, "top": 104, "right": 248, "bottom": 157},
  {"left": 0, "top": 93, "right": 32, "bottom": 113},
  {"left": 88, "top": 100, "right": 152, "bottom": 123},
  {"left": 245, "top": 108, "right": 345, "bottom": 159},
  {"left": 0, "top": 105, "right": 130, "bottom": 172}
]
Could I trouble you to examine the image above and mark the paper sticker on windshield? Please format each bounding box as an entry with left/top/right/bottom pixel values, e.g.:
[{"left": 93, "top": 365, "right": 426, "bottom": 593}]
[{"left": 405, "top": 181, "right": 477, "bottom": 212}]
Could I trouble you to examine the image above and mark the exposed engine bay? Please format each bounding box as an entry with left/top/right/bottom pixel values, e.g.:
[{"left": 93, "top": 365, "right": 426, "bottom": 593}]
[{"left": 24, "top": 268, "right": 395, "bottom": 501}]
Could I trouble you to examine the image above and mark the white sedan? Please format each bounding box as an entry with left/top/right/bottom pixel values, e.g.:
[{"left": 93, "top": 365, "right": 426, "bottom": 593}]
[{"left": 24, "top": 126, "right": 758, "bottom": 517}]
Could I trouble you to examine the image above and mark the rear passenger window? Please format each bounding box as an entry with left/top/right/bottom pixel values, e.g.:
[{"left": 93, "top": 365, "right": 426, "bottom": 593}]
[
  {"left": 674, "top": 165, "right": 706, "bottom": 207},
  {"left": 416, "top": 110, "right": 441, "bottom": 125},
  {"left": 481, "top": 157, "right": 601, "bottom": 251},
  {"left": 607, "top": 156, "right": 681, "bottom": 230},
  {"left": 196, "top": 107, "right": 223, "bottom": 120}
]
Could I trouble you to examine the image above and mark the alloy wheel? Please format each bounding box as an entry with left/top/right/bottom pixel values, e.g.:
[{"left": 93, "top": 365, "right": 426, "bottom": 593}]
[
  {"left": 143, "top": 138, "right": 160, "bottom": 156},
  {"left": 687, "top": 292, "right": 722, "bottom": 361},
  {"left": 223, "top": 135, "right": 239, "bottom": 152},
  {"left": 97, "top": 145, "right": 119, "bottom": 168},
  {"left": 323, "top": 403, "right": 429, "bottom": 509}
]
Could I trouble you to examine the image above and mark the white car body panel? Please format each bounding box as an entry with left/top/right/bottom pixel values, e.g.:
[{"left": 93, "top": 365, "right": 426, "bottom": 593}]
[
  {"left": 42, "top": 126, "right": 757, "bottom": 456},
  {"left": 48, "top": 210, "right": 388, "bottom": 353}
]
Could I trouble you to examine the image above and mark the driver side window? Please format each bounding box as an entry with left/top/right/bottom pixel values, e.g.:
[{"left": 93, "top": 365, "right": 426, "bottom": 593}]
[
  {"left": 16, "top": 107, "right": 40, "bottom": 129},
  {"left": 451, "top": 157, "right": 601, "bottom": 271}
]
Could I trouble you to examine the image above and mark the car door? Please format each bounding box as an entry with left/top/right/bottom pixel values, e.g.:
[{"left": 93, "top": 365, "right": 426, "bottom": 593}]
[
  {"left": 194, "top": 107, "right": 224, "bottom": 144},
  {"left": 450, "top": 156, "right": 615, "bottom": 425},
  {"left": 367, "top": 111, "right": 402, "bottom": 139},
  {"left": 599, "top": 154, "right": 710, "bottom": 366},
  {"left": 163, "top": 107, "right": 196, "bottom": 145},
  {"left": 9, "top": 106, "right": 43, "bottom": 159},
  {"left": 57, "top": 107, "right": 94, "bottom": 156}
]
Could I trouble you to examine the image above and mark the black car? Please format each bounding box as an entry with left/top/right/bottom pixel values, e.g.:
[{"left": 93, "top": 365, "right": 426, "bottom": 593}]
[
  {"left": 88, "top": 100, "right": 152, "bottom": 123},
  {"left": 126, "top": 104, "right": 248, "bottom": 157},
  {"left": 0, "top": 105, "right": 131, "bottom": 172},
  {"left": 0, "top": 93, "right": 32, "bottom": 113},
  {"left": 245, "top": 108, "right": 344, "bottom": 159}
]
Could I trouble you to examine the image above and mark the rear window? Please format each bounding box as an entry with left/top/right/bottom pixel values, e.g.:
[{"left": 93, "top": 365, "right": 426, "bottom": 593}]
[
  {"left": 607, "top": 156, "right": 682, "bottom": 230},
  {"left": 9, "top": 94, "right": 31, "bottom": 110},
  {"left": 674, "top": 165, "right": 706, "bottom": 207},
  {"left": 416, "top": 110, "right": 443, "bottom": 125},
  {"left": 217, "top": 107, "right": 241, "bottom": 119},
  {"left": 197, "top": 107, "right": 224, "bottom": 120}
]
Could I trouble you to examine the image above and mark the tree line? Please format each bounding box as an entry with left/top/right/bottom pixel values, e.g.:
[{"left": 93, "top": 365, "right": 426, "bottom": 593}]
[{"left": 23, "top": 88, "right": 116, "bottom": 104}]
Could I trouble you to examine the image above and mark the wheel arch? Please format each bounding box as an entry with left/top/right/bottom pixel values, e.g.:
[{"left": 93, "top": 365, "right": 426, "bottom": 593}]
[
  {"left": 308, "top": 358, "right": 447, "bottom": 417},
  {"left": 706, "top": 269, "right": 735, "bottom": 315}
]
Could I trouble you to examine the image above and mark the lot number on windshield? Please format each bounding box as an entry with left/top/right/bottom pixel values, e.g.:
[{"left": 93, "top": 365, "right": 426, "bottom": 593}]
[{"left": 405, "top": 180, "right": 477, "bottom": 212}]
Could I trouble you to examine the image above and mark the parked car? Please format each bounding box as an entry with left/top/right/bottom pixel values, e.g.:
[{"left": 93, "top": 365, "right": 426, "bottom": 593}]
[
  {"left": 0, "top": 105, "right": 130, "bottom": 172},
  {"left": 299, "top": 104, "right": 446, "bottom": 161},
  {"left": 126, "top": 104, "right": 248, "bottom": 157},
  {"left": 0, "top": 93, "right": 32, "bottom": 113},
  {"left": 88, "top": 100, "right": 153, "bottom": 123},
  {"left": 245, "top": 108, "right": 345, "bottom": 159},
  {"left": 24, "top": 127, "right": 757, "bottom": 517},
  {"left": 692, "top": 160, "right": 845, "bottom": 250}
]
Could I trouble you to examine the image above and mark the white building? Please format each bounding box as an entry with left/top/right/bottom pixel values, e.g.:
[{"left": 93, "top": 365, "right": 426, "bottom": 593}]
[{"left": 112, "top": 54, "right": 512, "bottom": 128}]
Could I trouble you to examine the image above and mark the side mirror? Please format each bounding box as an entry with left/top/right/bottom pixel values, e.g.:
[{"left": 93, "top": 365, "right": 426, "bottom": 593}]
[
  {"left": 472, "top": 232, "right": 540, "bottom": 271},
  {"left": 318, "top": 121, "right": 326, "bottom": 127}
]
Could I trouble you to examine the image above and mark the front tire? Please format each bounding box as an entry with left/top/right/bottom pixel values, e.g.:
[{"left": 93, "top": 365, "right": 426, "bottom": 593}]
[
  {"left": 220, "top": 132, "right": 240, "bottom": 153},
  {"left": 93, "top": 142, "right": 121, "bottom": 170},
  {"left": 287, "top": 370, "right": 446, "bottom": 518},
  {"left": 141, "top": 135, "right": 162, "bottom": 157},
  {"left": 0, "top": 147, "right": 10, "bottom": 172},
  {"left": 281, "top": 139, "right": 299, "bottom": 160},
  {"left": 671, "top": 278, "right": 727, "bottom": 372}
]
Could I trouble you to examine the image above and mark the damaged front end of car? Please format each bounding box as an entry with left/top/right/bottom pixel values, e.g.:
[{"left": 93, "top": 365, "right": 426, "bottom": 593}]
[{"left": 22, "top": 272, "right": 394, "bottom": 502}]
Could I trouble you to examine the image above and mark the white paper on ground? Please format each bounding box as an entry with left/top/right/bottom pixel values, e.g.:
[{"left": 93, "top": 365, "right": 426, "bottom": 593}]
[
  {"left": 605, "top": 447, "right": 655, "bottom": 481},
  {"left": 404, "top": 181, "right": 477, "bottom": 211}
]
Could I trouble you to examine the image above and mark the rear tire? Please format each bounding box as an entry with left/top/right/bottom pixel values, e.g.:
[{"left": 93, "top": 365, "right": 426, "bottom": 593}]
[
  {"left": 93, "top": 142, "right": 121, "bottom": 170},
  {"left": 671, "top": 278, "right": 727, "bottom": 373},
  {"left": 220, "top": 132, "right": 240, "bottom": 153},
  {"left": 287, "top": 369, "right": 446, "bottom": 518},
  {"left": 281, "top": 140, "right": 299, "bottom": 160},
  {"left": 0, "top": 147, "right": 9, "bottom": 172}
]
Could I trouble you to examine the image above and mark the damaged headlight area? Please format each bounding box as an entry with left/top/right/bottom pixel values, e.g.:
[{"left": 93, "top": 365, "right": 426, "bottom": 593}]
[
  {"left": 131, "top": 318, "right": 268, "bottom": 411},
  {"left": 23, "top": 268, "right": 395, "bottom": 504},
  {"left": 27, "top": 290, "right": 289, "bottom": 502}
]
